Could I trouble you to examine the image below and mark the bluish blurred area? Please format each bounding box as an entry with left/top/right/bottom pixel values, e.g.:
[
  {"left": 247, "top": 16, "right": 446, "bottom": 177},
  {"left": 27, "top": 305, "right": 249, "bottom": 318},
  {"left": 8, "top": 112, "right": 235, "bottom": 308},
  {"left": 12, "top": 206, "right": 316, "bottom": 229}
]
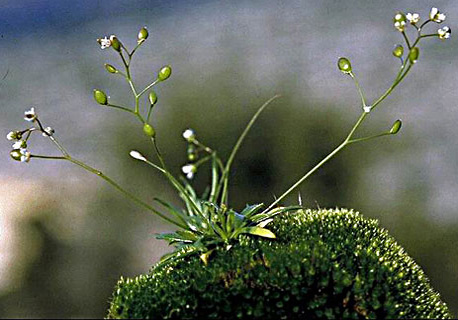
[{"left": 1, "top": 0, "right": 457, "bottom": 317}]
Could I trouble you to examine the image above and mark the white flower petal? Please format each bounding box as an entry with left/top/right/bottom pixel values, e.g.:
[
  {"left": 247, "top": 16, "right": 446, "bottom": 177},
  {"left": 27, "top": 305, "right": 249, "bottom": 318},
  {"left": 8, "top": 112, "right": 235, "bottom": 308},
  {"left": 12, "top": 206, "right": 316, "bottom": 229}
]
[
  {"left": 19, "top": 149, "right": 31, "bottom": 163},
  {"left": 7, "top": 131, "right": 15, "bottom": 141},
  {"left": 12, "top": 140, "right": 25, "bottom": 149},
  {"left": 129, "top": 150, "right": 146, "bottom": 161},
  {"left": 182, "top": 129, "right": 195, "bottom": 142},
  {"left": 430, "top": 7, "right": 438, "bottom": 20},
  {"left": 99, "top": 36, "right": 111, "bottom": 49}
]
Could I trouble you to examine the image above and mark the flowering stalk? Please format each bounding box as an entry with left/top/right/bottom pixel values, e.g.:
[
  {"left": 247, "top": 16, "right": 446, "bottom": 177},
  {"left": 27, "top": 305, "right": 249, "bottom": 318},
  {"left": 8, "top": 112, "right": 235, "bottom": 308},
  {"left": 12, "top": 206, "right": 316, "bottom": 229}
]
[{"left": 264, "top": 8, "right": 450, "bottom": 212}]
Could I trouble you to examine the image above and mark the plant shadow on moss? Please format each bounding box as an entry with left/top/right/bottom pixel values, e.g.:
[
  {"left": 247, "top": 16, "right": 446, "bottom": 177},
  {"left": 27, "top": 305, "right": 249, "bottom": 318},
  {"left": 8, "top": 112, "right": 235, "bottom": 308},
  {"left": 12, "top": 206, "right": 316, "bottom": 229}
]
[{"left": 107, "top": 208, "right": 452, "bottom": 319}]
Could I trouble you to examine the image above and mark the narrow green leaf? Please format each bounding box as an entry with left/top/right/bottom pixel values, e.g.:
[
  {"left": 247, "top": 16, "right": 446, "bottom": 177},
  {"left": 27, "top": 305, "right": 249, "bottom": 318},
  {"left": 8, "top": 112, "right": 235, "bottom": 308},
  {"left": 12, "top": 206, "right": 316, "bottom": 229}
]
[
  {"left": 257, "top": 218, "right": 273, "bottom": 228},
  {"left": 240, "top": 203, "right": 264, "bottom": 218},
  {"left": 226, "top": 210, "right": 235, "bottom": 234},
  {"left": 251, "top": 205, "right": 302, "bottom": 223},
  {"left": 209, "top": 153, "right": 219, "bottom": 203},
  {"left": 176, "top": 230, "right": 199, "bottom": 241},
  {"left": 155, "top": 232, "right": 194, "bottom": 244},
  {"left": 242, "top": 226, "right": 276, "bottom": 238}
]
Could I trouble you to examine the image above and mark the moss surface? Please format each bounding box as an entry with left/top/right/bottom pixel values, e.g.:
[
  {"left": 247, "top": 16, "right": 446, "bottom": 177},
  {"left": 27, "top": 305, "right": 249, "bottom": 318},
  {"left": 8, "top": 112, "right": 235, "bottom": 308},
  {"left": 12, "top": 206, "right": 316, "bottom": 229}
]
[{"left": 107, "top": 208, "right": 452, "bottom": 319}]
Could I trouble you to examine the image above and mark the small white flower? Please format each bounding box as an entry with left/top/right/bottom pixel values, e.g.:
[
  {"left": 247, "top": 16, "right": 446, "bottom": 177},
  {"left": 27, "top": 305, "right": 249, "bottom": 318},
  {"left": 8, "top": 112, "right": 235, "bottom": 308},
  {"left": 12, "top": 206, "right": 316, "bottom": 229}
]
[
  {"left": 12, "top": 140, "right": 26, "bottom": 149},
  {"left": 42, "top": 126, "right": 55, "bottom": 137},
  {"left": 182, "top": 129, "right": 196, "bottom": 142},
  {"left": 10, "top": 148, "right": 31, "bottom": 163},
  {"left": 406, "top": 13, "right": 420, "bottom": 24},
  {"left": 98, "top": 36, "right": 111, "bottom": 49},
  {"left": 438, "top": 26, "right": 451, "bottom": 40},
  {"left": 394, "top": 13, "right": 407, "bottom": 32},
  {"left": 430, "top": 7, "right": 446, "bottom": 23},
  {"left": 24, "top": 107, "right": 37, "bottom": 122},
  {"left": 7, "top": 131, "right": 21, "bottom": 141},
  {"left": 129, "top": 150, "right": 147, "bottom": 161},
  {"left": 20, "top": 148, "right": 31, "bottom": 163},
  {"left": 181, "top": 164, "right": 196, "bottom": 179}
]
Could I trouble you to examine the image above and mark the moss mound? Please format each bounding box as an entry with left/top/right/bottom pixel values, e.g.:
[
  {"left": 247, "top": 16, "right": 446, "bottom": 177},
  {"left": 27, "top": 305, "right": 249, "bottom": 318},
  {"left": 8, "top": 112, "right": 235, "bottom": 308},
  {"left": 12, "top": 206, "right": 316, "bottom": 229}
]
[{"left": 107, "top": 208, "right": 452, "bottom": 319}]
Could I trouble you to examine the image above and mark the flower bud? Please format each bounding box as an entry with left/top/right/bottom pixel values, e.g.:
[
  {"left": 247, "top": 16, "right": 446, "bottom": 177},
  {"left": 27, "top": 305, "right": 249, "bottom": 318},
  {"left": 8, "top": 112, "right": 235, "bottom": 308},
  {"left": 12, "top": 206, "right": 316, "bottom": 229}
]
[
  {"left": 392, "top": 45, "right": 404, "bottom": 58},
  {"left": 143, "top": 123, "right": 156, "bottom": 137},
  {"left": 390, "top": 119, "right": 402, "bottom": 134},
  {"left": 110, "top": 35, "right": 121, "bottom": 52},
  {"left": 93, "top": 89, "right": 108, "bottom": 105},
  {"left": 105, "top": 63, "right": 118, "bottom": 74},
  {"left": 129, "top": 150, "right": 147, "bottom": 161},
  {"left": 187, "top": 144, "right": 198, "bottom": 161},
  {"left": 148, "top": 91, "right": 158, "bottom": 105},
  {"left": 157, "top": 65, "right": 172, "bottom": 81},
  {"left": 337, "top": 57, "right": 352, "bottom": 74},
  {"left": 408, "top": 47, "right": 419, "bottom": 64},
  {"left": 138, "top": 27, "right": 149, "bottom": 42}
]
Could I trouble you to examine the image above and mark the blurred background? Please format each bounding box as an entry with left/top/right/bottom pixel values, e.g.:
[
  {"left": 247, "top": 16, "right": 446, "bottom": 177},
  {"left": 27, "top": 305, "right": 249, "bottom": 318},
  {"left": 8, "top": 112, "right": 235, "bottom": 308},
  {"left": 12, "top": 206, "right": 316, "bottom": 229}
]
[{"left": 0, "top": 0, "right": 457, "bottom": 317}]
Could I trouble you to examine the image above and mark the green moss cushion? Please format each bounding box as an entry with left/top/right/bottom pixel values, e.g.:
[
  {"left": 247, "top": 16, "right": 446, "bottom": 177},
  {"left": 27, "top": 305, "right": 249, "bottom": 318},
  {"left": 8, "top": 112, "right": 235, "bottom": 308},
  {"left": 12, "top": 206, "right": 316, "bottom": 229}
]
[{"left": 107, "top": 208, "right": 452, "bottom": 319}]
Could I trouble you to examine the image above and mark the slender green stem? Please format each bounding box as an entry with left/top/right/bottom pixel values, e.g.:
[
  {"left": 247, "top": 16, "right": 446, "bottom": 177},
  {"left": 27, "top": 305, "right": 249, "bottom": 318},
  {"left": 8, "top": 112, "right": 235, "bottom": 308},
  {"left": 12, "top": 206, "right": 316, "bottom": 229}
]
[
  {"left": 142, "top": 158, "right": 166, "bottom": 173},
  {"left": 151, "top": 137, "right": 203, "bottom": 214},
  {"left": 350, "top": 73, "right": 367, "bottom": 107},
  {"left": 107, "top": 103, "right": 136, "bottom": 114},
  {"left": 264, "top": 142, "right": 347, "bottom": 212},
  {"left": 30, "top": 155, "right": 67, "bottom": 160},
  {"left": 193, "top": 139, "right": 214, "bottom": 154},
  {"left": 371, "top": 63, "right": 412, "bottom": 110},
  {"left": 48, "top": 136, "right": 70, "bottom": 157},
  {"left": 401, "top": 31, "right": 411, "bottom": 49},
  {"left": 119, "top": 51, "right": 130, "bottom": 77},
  {"left": 419, "top": 19, "right": 431, "bottom": 30},
  {"left": 138, "top": 79, "right": 160, "bottom": 98},
  {"left": 66, "top": 157, "right": 187, "bottom": 228},
  {"left": 151, "top": 137, "right": 167, "bottom": 169},
  {"left": 419, "top": 34, "right": 439, "bottom": 39},
  {"left": 147, "top": 105, "right": 154, "bottom": 122},
  {"left": 216, "top": 94, "right": 281, "bottom": 205},
  {"left": 347, "top": 132, "right": 391, "bottom": 144},
  {"left": 194, "top": 155, "right": 212, "bottom": 168},
  {"left": 129, "top": 41, "right": 143, "bottom": 58}
]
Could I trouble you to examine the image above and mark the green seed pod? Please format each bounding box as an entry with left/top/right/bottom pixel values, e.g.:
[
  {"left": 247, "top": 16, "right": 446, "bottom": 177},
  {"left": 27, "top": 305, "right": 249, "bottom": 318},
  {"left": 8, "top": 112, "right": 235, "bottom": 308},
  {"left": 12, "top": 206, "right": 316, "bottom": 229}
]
[
  {"left": 408, "top": 47, "right": 419, "bottom": 64},
  {"left": 110, "top": 36, "right": 121, "bottom": 52},
  {"left": 148, "top": 91, "right": 158, "bottom": 105},
  {"left": 390, "top": 119, "right": 402, "bottom": 134},
  {"left": 138, "top": 27, "right": 149, "bottom": 42},
  {"left": 143, "top": 123, "right": 156, "bottom": 137},
  {"left": 105, "top": 63, "right": 118, "bottom": 74},
  {"left": 158, "top": 65, "right": 172, "bottom": 81},
  {"left": 337, "top": 57, "right": 352, "bottom": 74},
  {"left": 392, "top": 45, "right": 404, "bottom": 58},
  {"left": 10, "top": 149, "right": 22, "bottom": 161},
  {"left": 93, "top": 89, "right": 108, "bottom": 105}
]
